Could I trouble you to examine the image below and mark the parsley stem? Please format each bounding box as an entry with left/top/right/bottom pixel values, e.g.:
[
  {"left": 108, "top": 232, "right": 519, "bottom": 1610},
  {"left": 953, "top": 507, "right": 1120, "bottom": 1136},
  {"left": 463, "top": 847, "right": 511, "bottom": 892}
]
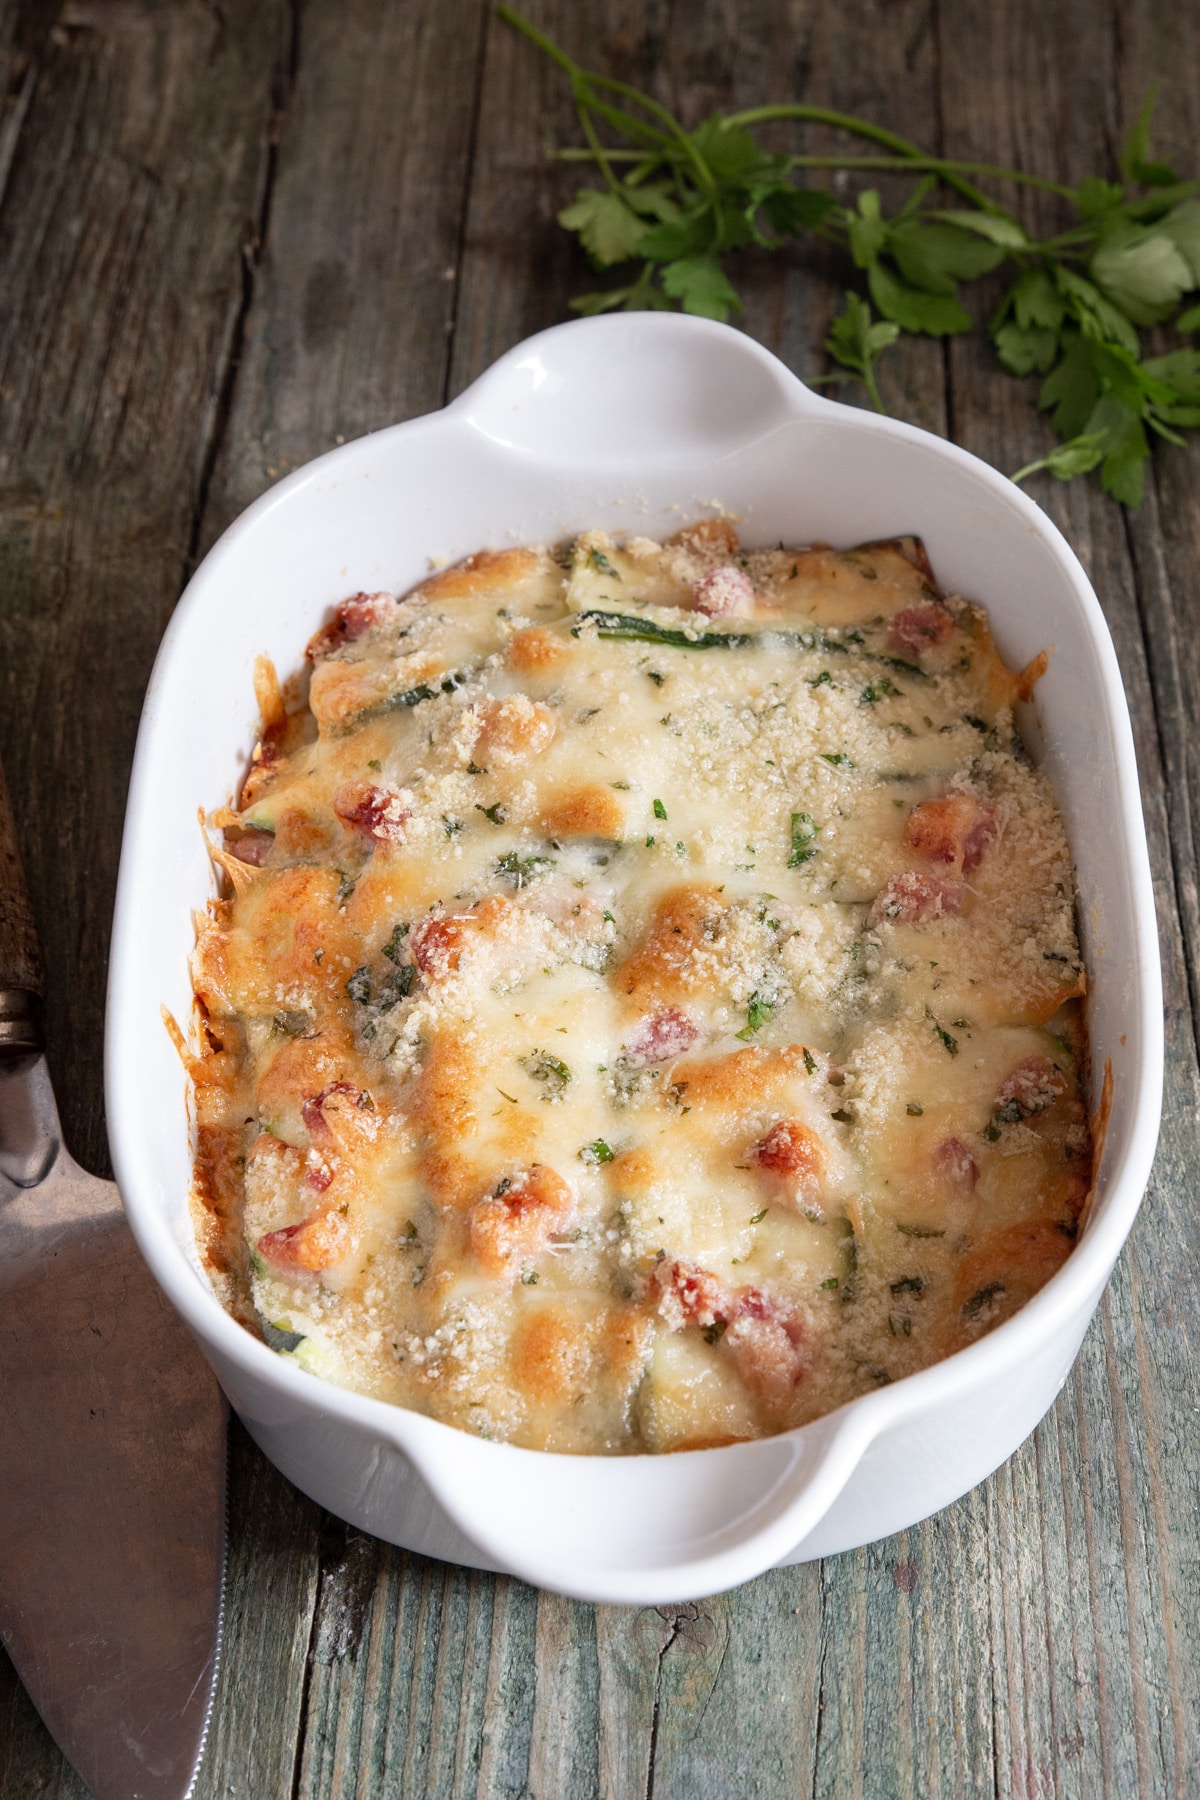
[
  {"left": 576, "top": 94, "right": 626, "bottom": 198},
  {"left": 497, "top": 4, "right": 578, "bottom": 78},
  {"left": 582, "top": 71, "right": 719, "bottom": 199},
  {"left": 552, "top": 146, "right": 669, "bottom": 162},
  {"left": 721, "top": 105, "right": 1003, "bottom": 212},
  {"left": 862, "top": 362, "right": 886, "bottom": 414},
  {"left": 553, "top": 143, "right": 1078, "bottom": 207},
  {"left": 575, "top": 87, "right": 674, "bottom": 154},
  {"left": 500, "top": 5, "right": 716, "bottom": 196},
  {"left": 779, "top": 151, "right": 1077, "bottom": 202}
]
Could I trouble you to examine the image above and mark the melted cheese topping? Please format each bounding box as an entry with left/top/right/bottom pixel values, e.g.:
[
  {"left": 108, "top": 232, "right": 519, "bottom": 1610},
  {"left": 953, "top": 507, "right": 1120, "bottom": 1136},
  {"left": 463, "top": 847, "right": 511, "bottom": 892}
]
[{"left": 189, "top": 523, "right": 1092, "bottom": 1453}]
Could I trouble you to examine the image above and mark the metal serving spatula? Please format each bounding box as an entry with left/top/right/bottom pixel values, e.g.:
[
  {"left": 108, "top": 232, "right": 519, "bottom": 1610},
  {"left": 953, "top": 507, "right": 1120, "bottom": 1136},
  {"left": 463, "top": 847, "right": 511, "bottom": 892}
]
[{"left": 0, "top": 753, "right": 227, "bottom": 1799}]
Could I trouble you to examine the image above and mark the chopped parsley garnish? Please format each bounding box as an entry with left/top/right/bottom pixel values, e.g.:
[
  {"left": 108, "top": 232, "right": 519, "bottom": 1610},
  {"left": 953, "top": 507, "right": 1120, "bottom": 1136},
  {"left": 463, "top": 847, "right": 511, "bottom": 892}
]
[
  {"left": 821, "top": 1277, "right": 840, "bottom": 1290},
  {"left": 579, "top": 1139, "right": 614, "bottom": 1165},
  {"left": 737, "top": 993, "right": 775, "bottom": 1039},
  {"left": 271, "top": 1011, "right": 310, "bottom": 1038},
  {"left": 890, "top": 1275, "right": 925, "bottom": 1296},
  {"left": 587, "top": 547, "right": 620, "bottom": 578},
  {"left": 495, "top": 850, "right": 554, "bottom": 886},
  {"left": 808, "top": 669, "right": 832, "bottom": 687},
  {"left": 820, "top": 751, "right": 855, "bottom": 768},
  {"left": 261, "top": 1320, "right": 307, "bottom": 1354},
  {"left": 749, "top": 1208, "right": 768, "bottom": 1225},
  {"left": 906, "top": 1101, "right": 924, "bottom": 1116},
  {"left": 476, "top": 801, "right": 508, "bottom": 825},
  {"left": 442, "top": 815, "right": 463, "bottom": 836},
  {"left": 896, "top": 1223, "right": 946, "bottom": 1239},
  {"left": 345, "top": 966, "right": 372, "bottom": 1005},
  {"left": 646, "top": 669, "right": 665, "bottom": 686},
  {"left": 522, "top": 1050, "right": 572, "bottom": 1095},
  {"left": 860, "top": 678, "right": 901, "bottom": 704},
  {"left": 367, "top": 758, "right": 382, "bottom": 771},
  {"left": 521, "top": 1268, "right": 540, "bottom": 1285},
  {"left": 652, "top": 797, "right": 667, "bottom": 820},
  {"left": 962, "top": 1282, "right": 1006, "bottom": 1321},
  {"left": 788, "top": 811, "right": 819, "bottom": 866},
  {"left": 334, "top": 869, "right": 357, "bottom": 905},
  {"left": 381, "top": 922, "right": 409, "bottom": 962},
  {"left": 803, "top": 1048, "right": 817, "bottom": 1075},
  {"left": 929, "top": 1014, "right": 959, "bottom": 1056},
  {"left": 378, "top": 962, "right": 415, "bottom": 1006}
]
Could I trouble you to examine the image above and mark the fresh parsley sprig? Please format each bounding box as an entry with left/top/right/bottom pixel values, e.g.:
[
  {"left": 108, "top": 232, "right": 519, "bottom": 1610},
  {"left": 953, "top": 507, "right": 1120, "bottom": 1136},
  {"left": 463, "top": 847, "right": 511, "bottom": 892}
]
[{"left": 499, "top": 9, "right": 1200, "bottom": 508}]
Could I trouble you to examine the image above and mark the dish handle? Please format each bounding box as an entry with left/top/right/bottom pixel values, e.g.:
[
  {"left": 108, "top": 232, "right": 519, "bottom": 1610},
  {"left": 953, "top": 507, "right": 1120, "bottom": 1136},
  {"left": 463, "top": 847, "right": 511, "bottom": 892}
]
[
  {"left": 449, "top": 313, "right": 831, "bottom": 464},
  {"left": 397, "top": 1402, "right": 872, "bottom": 1605}
]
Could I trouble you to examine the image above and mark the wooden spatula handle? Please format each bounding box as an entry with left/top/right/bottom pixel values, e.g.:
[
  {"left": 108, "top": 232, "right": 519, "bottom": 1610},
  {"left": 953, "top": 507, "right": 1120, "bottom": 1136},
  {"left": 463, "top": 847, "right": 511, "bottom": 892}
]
[{"left": 0, "top": 754, "right": 44, "bottom": 1053}]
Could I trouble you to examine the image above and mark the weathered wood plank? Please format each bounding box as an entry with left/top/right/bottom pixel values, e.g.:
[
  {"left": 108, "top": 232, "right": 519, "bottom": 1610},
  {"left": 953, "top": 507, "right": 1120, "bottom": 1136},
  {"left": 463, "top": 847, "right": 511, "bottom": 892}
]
[
  {"left": 937, "top": 5, "right": 1200, "bottom": 1798},
  {"left": 201, "top": 1422, "right": 324, "bottom": 1798},
  {"left": 0, "top": 0, "right": 287, "bottom": 1789},
  {"left": 198, "top": 0, "right": 491, "bottom": 548},
  {"left": 0, "top": 0, "right": 288, "bottom": 1170}
]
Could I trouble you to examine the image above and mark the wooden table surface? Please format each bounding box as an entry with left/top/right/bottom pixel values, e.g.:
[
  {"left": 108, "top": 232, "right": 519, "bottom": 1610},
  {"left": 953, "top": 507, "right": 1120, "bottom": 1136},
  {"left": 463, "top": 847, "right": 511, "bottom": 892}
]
[{"left": 1, "top": 0, "right": 1198, "bottom": 1794}]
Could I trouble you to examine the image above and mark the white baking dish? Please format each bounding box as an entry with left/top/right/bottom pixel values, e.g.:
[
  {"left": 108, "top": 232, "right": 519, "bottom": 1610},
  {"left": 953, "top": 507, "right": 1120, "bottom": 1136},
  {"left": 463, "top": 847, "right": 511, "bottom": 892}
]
[{"left": 107, "top": 314, "right": 1162, "bottom": 1605}]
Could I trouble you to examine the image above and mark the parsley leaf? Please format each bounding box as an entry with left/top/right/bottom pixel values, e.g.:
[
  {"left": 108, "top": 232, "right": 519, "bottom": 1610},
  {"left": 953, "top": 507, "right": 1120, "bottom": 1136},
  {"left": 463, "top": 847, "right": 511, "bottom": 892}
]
[
  {"left": 825, "top": 293, "right": 899, "bottom": 412},
  {"left": 502, "top": 10, "right": 1200, "bottom": 511},
  {"left": 737, "top": 993, "right": 775, "bottom": 1039},
  {"left": 788, "top": 811, "right": 819, "bottom": 865},
  {"left": 660, "top": 255, "right": 743, "bottom": 320},
  {"left": 559, "top": 189, "right": 649, "bottom": 266}
]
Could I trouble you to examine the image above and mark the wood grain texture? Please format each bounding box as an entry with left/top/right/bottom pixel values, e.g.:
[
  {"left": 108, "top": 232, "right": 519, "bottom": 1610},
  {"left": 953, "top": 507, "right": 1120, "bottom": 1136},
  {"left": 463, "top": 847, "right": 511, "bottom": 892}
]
[
  {"left": 0, "top": 751, "right": 42, "bottom": 998},
  {"left": 1, "top": 0, "right": 1198, "bottom": 1796}
]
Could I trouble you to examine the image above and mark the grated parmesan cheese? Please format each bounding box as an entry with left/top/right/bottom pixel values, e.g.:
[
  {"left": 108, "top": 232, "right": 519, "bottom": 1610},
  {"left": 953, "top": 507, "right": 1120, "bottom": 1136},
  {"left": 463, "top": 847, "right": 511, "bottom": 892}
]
[{"left": 187, "top": 525, "right": 1092, "bottom": 1453}]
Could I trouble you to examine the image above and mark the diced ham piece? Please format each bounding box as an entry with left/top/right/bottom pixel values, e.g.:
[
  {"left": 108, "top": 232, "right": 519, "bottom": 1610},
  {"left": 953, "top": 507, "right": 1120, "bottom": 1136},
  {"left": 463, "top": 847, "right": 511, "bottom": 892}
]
[
  {"left": 886, "top": 603, "right": 955, "bottom": 658},
  {"left": 932, "top": 1136, "right": 979, "bottom": 1194},
  {"left": 223, "top": 826, "right": 275, "bottom": 867},
  {"left": 754, "top": 1119, "right": 823, "bottom": 1181},
  {"left": 307, "top": 591, "right": 399, "bottom": 661},
  {"left": 656, "top": 1260, "right": 731, "bottom": 1332},
  {"left": 724, "top": 1288, "right": 810, "bottom": 1410},
  {"left": 303, "top": 1154, "right": 334, "bottom": 1194},
  {"left": 652, "top": 1259, "right": 809, "bottom": 1409},
  {"left": 412, "top": 895, "right": 549, "bottom": 988},
  {"left": 300, "top": 1081, "right": 365, "bottom": 1141},
  {"left": 903, "top": 795, "right": 1000, "bottom": 876},
  {"left": 691, "top": 564, "right": 755, "bottom": 617},
  {"left": 468, "top": 1165, "right": 575, "bottom": 1282},
  {"left": 333, "top": 781, "right": 410, "bottom": 843},
  {"left": 411, "top": 912, "right": 467, "bottom": 978},
  {"left": 995, "top": 1055, "right": 1067, "bottom": 1120},
  {"left": 753, "top": 1120, "right": 825, "bottom": 1211},
  {"left": 870, "top": 870, "right": 964, "bottom": 926},
  {"left": 625, "top": 1007, "right": 699, "bottom": 1067},
  {"left": 257, "top": 1207, "right": 349, "bottom": 1274}
]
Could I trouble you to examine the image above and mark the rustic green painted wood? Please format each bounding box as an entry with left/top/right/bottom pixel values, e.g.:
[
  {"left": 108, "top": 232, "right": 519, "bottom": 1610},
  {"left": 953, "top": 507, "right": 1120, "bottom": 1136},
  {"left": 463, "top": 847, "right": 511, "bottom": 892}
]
[{"left": 1, "top": 0, "right": 1198, "bottom": 1795}]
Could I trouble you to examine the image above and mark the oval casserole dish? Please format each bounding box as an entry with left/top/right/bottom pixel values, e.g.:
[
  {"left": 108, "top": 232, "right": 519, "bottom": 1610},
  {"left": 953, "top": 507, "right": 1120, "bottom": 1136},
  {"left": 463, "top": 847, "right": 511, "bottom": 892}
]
[{"left": 107, "top": 313, "right": 1163, "bottom": 1605}]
